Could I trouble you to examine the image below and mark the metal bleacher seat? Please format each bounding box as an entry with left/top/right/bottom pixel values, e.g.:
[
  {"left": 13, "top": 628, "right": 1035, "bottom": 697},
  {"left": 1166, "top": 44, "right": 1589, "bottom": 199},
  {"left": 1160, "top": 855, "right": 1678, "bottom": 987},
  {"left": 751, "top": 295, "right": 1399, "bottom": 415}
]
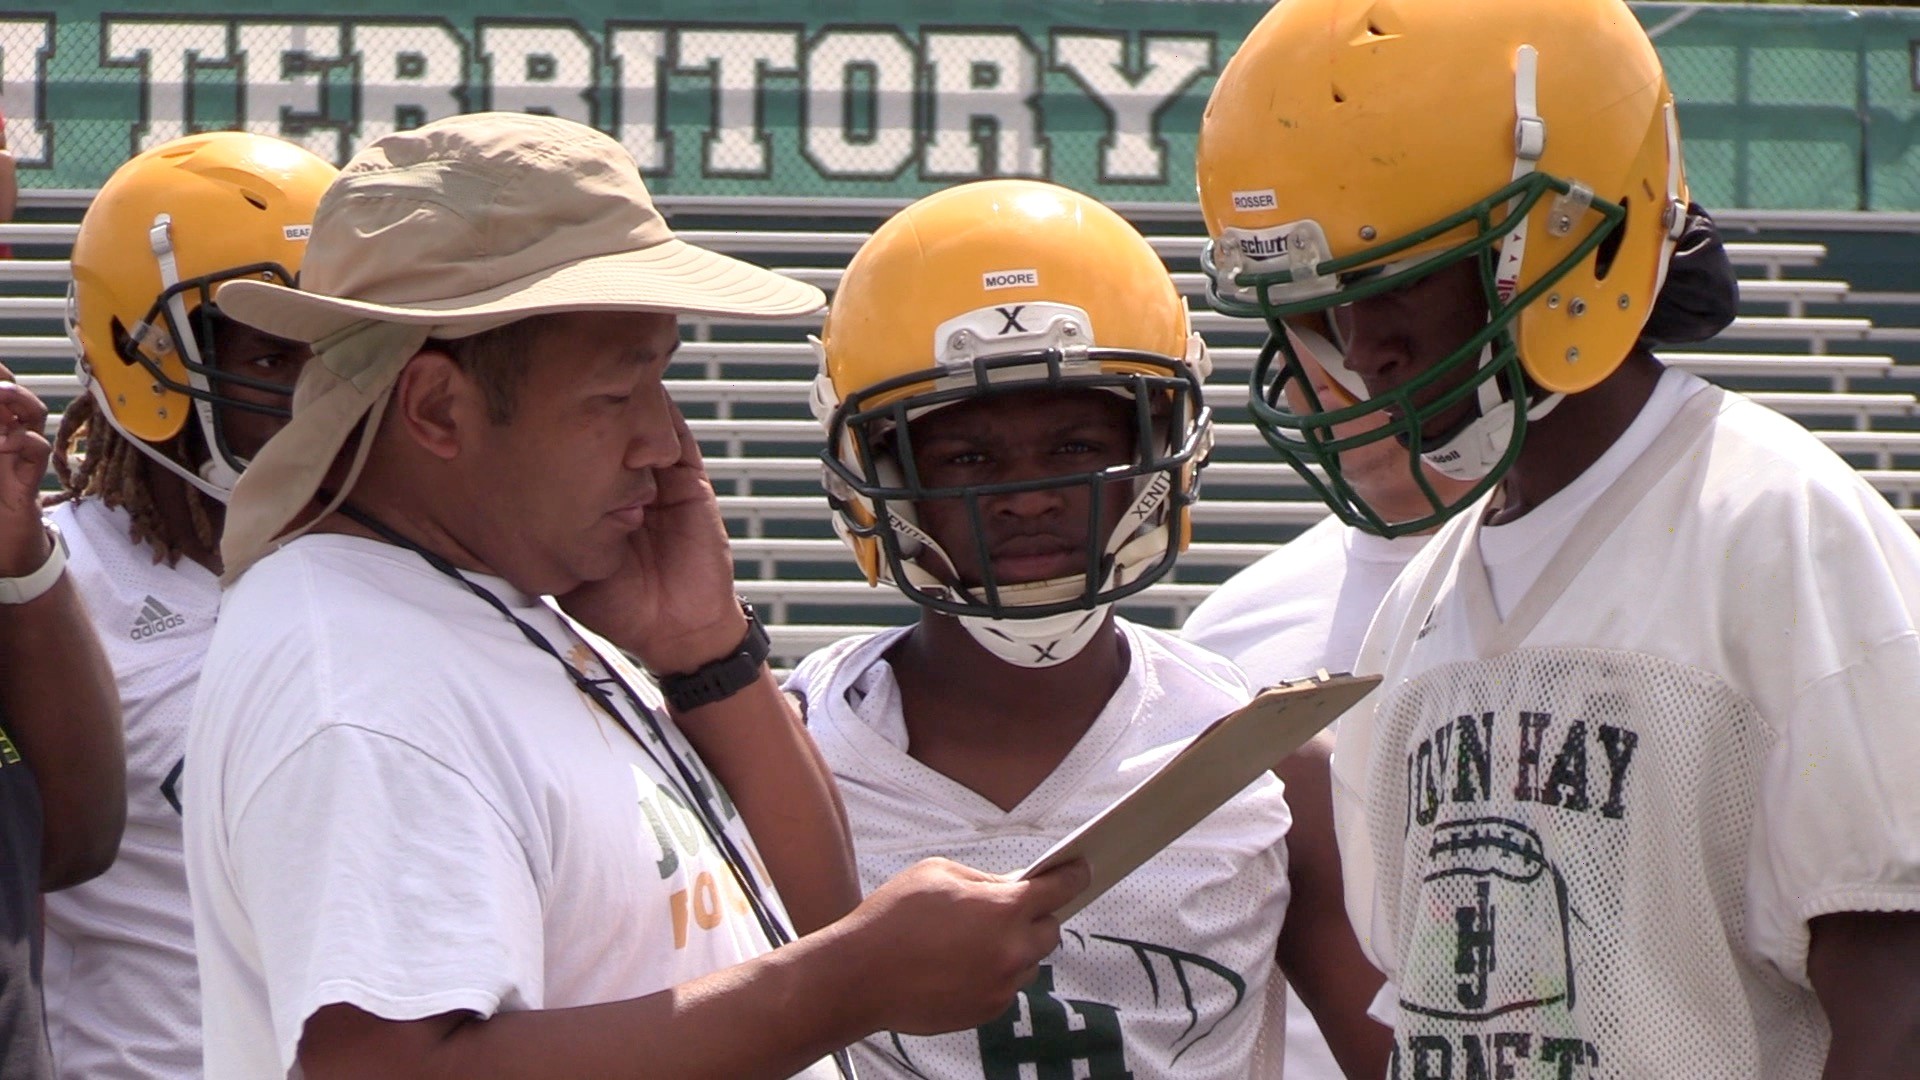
[{"left": 4, "top": 209, "right": 1916, "bottom": 660}]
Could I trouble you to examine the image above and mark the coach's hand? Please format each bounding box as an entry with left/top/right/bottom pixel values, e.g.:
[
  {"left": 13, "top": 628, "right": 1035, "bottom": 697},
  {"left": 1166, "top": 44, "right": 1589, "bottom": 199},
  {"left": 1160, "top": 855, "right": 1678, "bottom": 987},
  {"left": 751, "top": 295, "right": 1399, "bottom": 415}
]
[
  {"left": 0, "top": 363, "right": 53, "bottom": 577},
  {"left": 560, "top": 396, "right": 746, "bottom": 673},
  {"left": 822, "top": 857, "right": 1088, "bottom": 1037}
]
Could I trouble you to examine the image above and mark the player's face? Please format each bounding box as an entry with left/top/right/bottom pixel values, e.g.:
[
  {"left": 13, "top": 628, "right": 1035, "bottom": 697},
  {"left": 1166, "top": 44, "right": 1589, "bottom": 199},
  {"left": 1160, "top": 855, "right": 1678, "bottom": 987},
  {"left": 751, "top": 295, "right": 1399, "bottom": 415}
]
[
  {"left": 1280, "top": 343, "right": 1411, "bottom": 505},
  {"left": 204, "top": 314, "right": 309, "bottom": 462},
  {"left": 1327, "top": 258, "right": 1490, "bottom": 445},
  {"left": 462, "top": 311, "right": 682, "bottom": 596},
  {"left": 906, "top": 386, "right": 1138, "bottom": 589}
]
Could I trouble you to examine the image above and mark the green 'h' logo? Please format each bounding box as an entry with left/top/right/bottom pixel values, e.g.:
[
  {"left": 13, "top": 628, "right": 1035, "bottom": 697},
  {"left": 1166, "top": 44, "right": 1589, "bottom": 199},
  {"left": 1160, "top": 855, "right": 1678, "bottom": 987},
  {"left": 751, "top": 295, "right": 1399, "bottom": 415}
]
[{"left": 978, "top": 965, "right": 1134, "bottom": 1079}]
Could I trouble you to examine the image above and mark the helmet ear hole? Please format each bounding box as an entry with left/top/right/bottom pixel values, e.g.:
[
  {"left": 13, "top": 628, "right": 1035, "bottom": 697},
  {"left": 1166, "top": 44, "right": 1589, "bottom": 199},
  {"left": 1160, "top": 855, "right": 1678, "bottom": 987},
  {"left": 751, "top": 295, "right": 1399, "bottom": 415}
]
[
  {"left": 109, "top": 318, "right": 140, "bottom": 367},
  {"left": 1594, "top": 197, "right": 1630, "bottom": 281},
  {"left": 242, "top": 191, "right": 269, "bottom": 210}
]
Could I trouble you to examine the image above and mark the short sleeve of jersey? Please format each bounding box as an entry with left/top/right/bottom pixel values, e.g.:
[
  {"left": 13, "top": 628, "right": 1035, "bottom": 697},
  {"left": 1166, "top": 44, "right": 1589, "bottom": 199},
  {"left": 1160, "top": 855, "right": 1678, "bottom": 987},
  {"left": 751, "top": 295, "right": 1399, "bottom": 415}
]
[
  {"left": 1743, "top": 483, "right": 1920, "bottom": 987},
  {"left": 229, "top": 724, "right": 545, "bottom": 1069}
]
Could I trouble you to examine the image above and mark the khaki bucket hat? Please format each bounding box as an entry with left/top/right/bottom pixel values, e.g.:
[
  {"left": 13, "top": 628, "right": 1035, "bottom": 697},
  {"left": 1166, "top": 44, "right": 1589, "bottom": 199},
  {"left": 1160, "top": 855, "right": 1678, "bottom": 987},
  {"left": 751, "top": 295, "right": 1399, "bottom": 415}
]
[{"left": 215, "top": 111, "right": 825, "bottom": 579}]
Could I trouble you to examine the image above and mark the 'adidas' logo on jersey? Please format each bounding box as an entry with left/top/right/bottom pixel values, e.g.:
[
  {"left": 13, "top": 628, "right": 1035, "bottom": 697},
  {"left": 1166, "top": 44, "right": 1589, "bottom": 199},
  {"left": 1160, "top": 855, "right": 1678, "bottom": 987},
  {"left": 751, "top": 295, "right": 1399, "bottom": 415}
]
[{"left": 130, "top": 596, "right": 187, "bottom": 641}]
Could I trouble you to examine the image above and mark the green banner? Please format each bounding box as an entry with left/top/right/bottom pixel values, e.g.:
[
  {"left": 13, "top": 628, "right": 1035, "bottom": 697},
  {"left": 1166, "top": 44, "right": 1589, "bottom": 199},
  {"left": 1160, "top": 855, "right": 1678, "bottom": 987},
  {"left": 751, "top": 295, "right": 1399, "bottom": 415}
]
[{"left": 7, "top": 1, "right": 1920, "bottom": 210}]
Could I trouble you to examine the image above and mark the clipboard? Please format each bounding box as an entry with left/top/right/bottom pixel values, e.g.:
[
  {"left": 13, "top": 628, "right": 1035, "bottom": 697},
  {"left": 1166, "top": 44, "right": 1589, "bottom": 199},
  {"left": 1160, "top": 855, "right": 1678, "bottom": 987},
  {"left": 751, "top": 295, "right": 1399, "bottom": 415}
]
[{"left": 1020, "top": 670, "right": 1380, "bottom": 920}]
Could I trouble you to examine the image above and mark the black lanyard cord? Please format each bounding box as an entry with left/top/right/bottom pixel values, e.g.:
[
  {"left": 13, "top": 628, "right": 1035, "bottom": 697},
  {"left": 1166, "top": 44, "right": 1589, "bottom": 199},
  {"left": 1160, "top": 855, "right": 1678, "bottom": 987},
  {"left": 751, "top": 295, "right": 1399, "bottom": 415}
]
[{"left": 322, "top": 503, "right": 851, "bottom": 1031}]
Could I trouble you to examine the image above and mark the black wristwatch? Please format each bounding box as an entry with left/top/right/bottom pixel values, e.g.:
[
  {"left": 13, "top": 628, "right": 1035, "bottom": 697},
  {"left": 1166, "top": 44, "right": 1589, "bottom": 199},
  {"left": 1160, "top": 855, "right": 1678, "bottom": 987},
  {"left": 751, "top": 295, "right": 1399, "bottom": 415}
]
[{"left": 656, "top": 600, "right": 772, "bottom": 713}]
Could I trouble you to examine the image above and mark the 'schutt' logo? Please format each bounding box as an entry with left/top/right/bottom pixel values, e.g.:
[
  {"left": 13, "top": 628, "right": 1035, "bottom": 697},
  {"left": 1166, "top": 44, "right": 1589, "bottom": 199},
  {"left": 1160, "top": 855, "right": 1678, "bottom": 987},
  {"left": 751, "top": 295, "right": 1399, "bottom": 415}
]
[{"left": 1235, "top": 233, "right": 1292, "bottom": 260}]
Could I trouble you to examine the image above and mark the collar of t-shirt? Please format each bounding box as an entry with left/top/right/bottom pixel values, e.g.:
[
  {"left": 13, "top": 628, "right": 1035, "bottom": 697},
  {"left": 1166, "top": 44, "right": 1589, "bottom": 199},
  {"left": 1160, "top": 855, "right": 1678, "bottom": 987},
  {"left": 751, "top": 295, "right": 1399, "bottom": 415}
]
[
  {"left": 1345, "top": 526, "right": 1432, "bottom": 566},
  {"left": 1477, "top": 366, "right": 1710, "bottom": 620},
  {"left": 289, "top": 532, "right": 546, "bottom": 620}
]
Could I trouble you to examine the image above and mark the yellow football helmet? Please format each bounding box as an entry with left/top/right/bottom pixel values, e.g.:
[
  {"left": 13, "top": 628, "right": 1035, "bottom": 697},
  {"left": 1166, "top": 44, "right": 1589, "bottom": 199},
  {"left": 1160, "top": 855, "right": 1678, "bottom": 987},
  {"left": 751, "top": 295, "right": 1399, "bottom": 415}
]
[
  {"left": 814, "top": 179, "right": 1212, "bottom": 662},
  {"left": 65, "top": 131, "right": 337, "bottom": 498},
  {"left": 1197, "top": 0, "right": 1686, "bottom": 535}
]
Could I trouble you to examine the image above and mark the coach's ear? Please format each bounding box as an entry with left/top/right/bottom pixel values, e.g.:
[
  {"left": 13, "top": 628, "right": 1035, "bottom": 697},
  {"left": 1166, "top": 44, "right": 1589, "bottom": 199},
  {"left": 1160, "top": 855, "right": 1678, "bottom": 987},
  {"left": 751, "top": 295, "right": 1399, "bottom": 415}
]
[{"left": 390, "top": 345, "right": 473, "bottom": 461}]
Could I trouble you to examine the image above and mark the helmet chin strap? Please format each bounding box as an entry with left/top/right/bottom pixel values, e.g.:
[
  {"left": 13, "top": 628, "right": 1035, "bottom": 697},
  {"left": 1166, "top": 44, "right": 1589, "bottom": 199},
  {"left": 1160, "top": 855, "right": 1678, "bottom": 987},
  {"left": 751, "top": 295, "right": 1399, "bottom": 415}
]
[
  {"left": 197, "top": 450, "right": 243, "bottom": 496},
  {"left": 126, "top": 212, "right": 248, "bottom": 502},
  {"left": 1412, "top": 41, "right": 1563, "bottom": 485},
  {"left": 76, "top": 374, "right": 239, "bottom": 503},
  {"left": 1417, "top": 345, "right": 1564, "bottom": 483},
  {"left": 959, "top": 598, "right": 1113, "bottom": 669}
]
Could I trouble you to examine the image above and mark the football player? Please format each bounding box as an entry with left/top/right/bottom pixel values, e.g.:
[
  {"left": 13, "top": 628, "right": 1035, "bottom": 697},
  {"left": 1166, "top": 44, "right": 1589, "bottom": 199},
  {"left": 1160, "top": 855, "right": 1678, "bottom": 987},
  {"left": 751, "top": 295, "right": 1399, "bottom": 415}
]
[
  {"left": 790, "top": 178, "right": 1392, "bottom": 1079},
  {"left": 1183, "top": 205, "right": 1741, "bottom": 1080},
  {"left": 1196, "top": 0, "right": 1920, "bottom": 1076},
  {"left": 45, "top": 130, "right": 336, "bottom": 1079}
]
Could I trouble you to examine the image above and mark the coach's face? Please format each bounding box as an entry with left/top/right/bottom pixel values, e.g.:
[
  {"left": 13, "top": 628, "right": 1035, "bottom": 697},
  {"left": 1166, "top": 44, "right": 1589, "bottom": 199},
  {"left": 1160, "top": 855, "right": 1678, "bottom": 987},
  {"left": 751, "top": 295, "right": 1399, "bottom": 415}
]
[{"left": 464, "top": 310, "right": 683, "bottom": 596}]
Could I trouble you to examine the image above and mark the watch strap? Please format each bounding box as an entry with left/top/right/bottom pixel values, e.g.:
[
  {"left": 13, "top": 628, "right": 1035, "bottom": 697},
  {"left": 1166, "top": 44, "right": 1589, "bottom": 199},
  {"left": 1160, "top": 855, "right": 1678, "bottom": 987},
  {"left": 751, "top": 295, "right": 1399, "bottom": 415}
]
[
  {"left": 0, "top": 524, "right": 67, "bottom": 606},
  {"left": 656, "top": 601, "right": 772, "bottom": 712}
]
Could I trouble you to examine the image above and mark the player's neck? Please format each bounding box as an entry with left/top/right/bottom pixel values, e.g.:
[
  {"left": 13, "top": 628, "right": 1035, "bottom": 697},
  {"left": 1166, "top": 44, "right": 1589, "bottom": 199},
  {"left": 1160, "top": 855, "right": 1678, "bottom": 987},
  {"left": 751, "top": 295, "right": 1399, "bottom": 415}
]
[
  {"left": 886, "top": 612, "right": 1129, "bottom": 811},
  {"left": 1489, "top": 350, "right": 1664, "bottom": 525}
]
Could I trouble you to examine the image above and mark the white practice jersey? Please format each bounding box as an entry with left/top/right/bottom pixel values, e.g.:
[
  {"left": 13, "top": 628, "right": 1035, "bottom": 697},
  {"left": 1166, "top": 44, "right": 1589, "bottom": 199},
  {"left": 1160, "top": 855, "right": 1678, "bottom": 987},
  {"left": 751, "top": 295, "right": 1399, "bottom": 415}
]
[
  {"left": 789, "top": 620, "right": 1292, "bottom": 1080},
  {"left": 1184, "top": 515, "right": 1427, "bottom": 1080},
  {"left": 43, "top": 499, "right": 209, "bottom": 1079},
  {"left": 1337, "top": 382, "right": 1920, "bottom": 1079}
]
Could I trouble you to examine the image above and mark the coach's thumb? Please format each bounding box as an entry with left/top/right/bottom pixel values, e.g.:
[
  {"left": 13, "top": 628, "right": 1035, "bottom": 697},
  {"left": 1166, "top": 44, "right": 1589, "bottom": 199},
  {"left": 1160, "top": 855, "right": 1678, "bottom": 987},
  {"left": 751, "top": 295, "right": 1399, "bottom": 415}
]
[{"left": 1014, "top": 859, "right": 1091, "bottom": 917}]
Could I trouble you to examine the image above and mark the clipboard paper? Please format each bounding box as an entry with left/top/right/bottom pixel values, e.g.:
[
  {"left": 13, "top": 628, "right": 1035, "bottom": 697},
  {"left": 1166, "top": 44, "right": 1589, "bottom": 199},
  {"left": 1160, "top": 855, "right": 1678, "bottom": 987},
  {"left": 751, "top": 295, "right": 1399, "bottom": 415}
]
[{"left": 1020, "top": 670, "right": 1381, "bottom": 920}]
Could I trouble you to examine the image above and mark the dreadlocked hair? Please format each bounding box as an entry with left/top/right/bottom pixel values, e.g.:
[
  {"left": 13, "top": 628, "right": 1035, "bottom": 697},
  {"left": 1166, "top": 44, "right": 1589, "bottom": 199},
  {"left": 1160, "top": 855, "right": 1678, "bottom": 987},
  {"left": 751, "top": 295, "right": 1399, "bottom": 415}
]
[{"left": 49, "top": 391, "right": 220, "bottom": 566}]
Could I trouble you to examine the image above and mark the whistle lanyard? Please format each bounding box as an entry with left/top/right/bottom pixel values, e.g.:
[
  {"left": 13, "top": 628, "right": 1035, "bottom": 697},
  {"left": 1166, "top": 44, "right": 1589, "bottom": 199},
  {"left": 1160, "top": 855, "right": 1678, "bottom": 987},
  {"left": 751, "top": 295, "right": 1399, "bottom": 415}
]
[{"left": 333, "top": 504, "right": 857, "bottom": 1080}]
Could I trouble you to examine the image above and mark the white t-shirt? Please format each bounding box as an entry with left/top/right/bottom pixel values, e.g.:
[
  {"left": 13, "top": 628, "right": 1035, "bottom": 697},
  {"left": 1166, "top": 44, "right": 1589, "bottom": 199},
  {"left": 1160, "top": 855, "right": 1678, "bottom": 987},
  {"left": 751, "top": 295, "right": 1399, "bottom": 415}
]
[
  {"left": 788, "top": 621, "right": 1292, "bottom": 1079},
  {"left": 1336, "top": 379, "right": 1920, "bottom": 1078},
  {"left": 1477, "top": 367, "right": 1709, "bottom": 619},
  {"left": 1183, "top": 515, "right": 1427, "bottom": 1080},
  {"left": 1185, "top": 513, "right": 1431, "bottom": 686},
  {"left": 184, "top": 533, "right": 836, "bottom": 1080},
  {"left": 42, "top": 500, "right": 210, "bottom": 1080}
]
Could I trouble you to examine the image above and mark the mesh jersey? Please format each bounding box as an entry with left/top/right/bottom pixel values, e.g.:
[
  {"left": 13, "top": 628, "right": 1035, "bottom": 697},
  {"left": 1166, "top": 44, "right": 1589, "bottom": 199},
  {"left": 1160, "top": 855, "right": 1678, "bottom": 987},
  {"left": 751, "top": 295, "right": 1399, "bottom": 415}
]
[
  {"left": 788, "top": 620, "right": 1292, "bottom": 1080},
  {"left": 42, "top": 500, "right": 211, "bottom": 1079},
  {"left": 1335, "top": 386, "right": 1920, "bottom": 1079}
]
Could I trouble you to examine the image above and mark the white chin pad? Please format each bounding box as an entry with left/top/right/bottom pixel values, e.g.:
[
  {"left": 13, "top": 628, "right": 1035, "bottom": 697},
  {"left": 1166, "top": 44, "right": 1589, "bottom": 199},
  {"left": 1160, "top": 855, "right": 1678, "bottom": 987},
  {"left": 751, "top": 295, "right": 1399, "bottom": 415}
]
[
  {"left": 197, "top": 454, "right": 243, "bottom": 500},
  {"left": 959, "top": 603, "right": 1112, "bottom": 668}
]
